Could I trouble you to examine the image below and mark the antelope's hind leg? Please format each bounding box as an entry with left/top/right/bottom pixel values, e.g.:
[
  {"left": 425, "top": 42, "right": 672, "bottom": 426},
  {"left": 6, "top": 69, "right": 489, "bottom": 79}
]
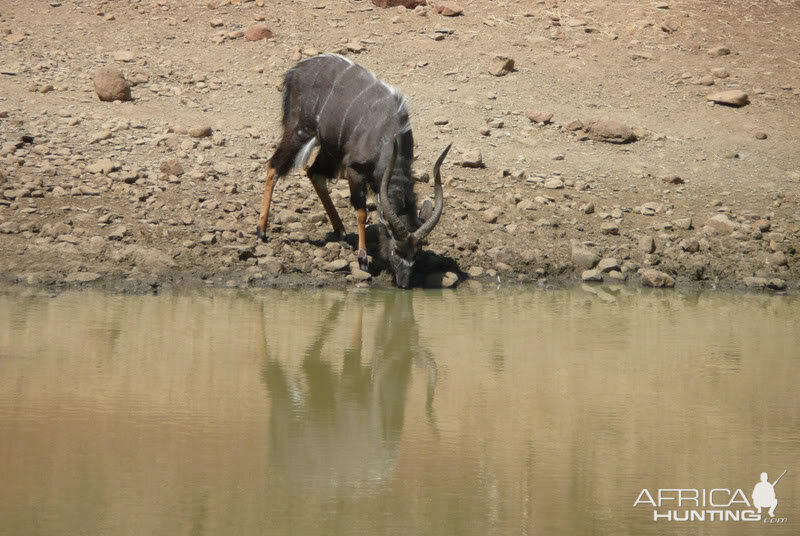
[
  {"left": 257, "top": 163, "right": 277, "bottom": 242},
  {"left": 308, "top": 170, "right": 346, "bottom": 240}
]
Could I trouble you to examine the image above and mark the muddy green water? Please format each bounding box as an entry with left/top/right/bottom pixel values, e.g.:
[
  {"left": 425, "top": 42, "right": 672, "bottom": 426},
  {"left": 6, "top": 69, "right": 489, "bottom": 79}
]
[{"left": 0, "top": 287, "right": 798, "bottom": 535}]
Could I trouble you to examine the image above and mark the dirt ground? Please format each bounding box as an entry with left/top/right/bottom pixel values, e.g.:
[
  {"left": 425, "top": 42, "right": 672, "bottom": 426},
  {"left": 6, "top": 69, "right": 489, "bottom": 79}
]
[{"left": 1, "top": 0, "right": 798, "bottom": 293}]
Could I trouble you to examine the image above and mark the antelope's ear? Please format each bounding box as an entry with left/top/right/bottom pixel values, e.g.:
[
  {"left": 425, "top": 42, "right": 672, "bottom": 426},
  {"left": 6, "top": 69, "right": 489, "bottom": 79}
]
[{"left": 418, "top": 199, "right": 433, "bottom": 223}]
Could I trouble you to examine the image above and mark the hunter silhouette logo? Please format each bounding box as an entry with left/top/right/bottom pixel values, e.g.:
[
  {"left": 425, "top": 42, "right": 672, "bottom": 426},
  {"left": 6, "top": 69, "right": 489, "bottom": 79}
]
[
  {"left": 634, "top": 470, "right": 789, "bottom": 523},
  {"left": 753, "top": 470, "right": 786, "bottom": 518}
]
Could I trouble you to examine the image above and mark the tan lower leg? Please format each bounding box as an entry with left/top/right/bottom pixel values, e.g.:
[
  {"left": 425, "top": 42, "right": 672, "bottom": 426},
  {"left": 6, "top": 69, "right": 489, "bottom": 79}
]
[
  {"left": 258, "top": 164, "right": 277, "bottom": 234},
  {"left": 356, "top": 208, "right": 367, "bottom": 252}
]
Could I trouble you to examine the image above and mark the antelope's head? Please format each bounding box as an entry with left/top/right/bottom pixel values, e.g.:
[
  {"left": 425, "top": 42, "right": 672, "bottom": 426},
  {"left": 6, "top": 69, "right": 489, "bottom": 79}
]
[{"left": 379, "top": 139, "right": 451, "bottom": 289}]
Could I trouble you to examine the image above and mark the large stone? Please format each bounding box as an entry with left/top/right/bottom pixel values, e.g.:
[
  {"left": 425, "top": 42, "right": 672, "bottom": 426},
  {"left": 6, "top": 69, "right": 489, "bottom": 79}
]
[
  {"left": 597, "top": 257, "right": 620, "bottom": 273},
  {"left": 488, "top": 56, "right": 515, "bottom": 77},
  {"left": 245, "top": 24, "right": 273, "bottom": 41},
  {"left": 434, "top": 2, "right": 464, "bottom": 16},
  {"left": 94, "top": 67, "right": 132, "bottom": 102},
  {"left": 583, "top": 119, "right": 637, "bottom": 143},
  {"left": 571, "top": 240, "right": 599, "bottom": 270},
  {"left": 425, "top": 271, "right": 459, "bottom": 288},
  {"left": 372, "top": 0, "right": 426, "bottom": 7},
  {"left": 527, "top": 111, "right": 553, "bottom": 124},
  {"left": 705, "top": 214, "right": 737, "bottom": 234},
  {"left": 65, "top": 272, "right": 101, "bottom": 283},
  {"left": 640, "top": 269, "right": 675, "bottom": 288},
  {"left": 707, "top": 90, "right": 749, "bottom": 107}
]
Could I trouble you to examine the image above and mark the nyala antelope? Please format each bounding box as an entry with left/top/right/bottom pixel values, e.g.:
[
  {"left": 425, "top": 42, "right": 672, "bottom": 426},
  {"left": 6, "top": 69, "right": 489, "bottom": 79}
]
[{"left": 257, "top": 53, "right": 451, "bottom": 288}]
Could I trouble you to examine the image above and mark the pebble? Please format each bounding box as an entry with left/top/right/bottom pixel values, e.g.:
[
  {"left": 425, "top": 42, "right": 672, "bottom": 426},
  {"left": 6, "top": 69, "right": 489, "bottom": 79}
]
[
  {"left": 597, "top": 257, "right": 620, "bottom": 272},
  {"left": 324, "top": 259, "right": 349, "bottom": 272},
  {"left": 639, "top": 236, "right": 656, "bottom": 253},
  {"left": 571, "top": 240, "right": 599, "bottom": 270},
  {"left": 481, "top": 207, "right": 501, "bottom": 223},
  {"left": 434, "top": 2, "right": 464, "bottom": 16},
  {"left": 527, "top": 111, "right": 553, "bottom": 124},
  {"left": 188, "top": 126, "right": 213, "bottom": 138},
  {"left": 544, "top": 178, "right": 564, "bottom": 189},
  {"left": 458, "top": 150, "right": 484, "bottom": 168},
  {"left": 160, "top": 158, "right": 185, "bottom": 176},
  {"left": 705, "top": 214, "right": 736, "bottom": 234},
  {"left": 199, "top": 232, "right": 217, "bottom": 245},
  {"left": 425, "top": 271, "right": 459, "bottom": 288},
  {"left": 601, "top": 222, "right": 619, "bottom": 235},
  {"left": 582, "top": 119, "right": 637, "bottom": 144},
  {"left": 708, "top": 46, "right": 731, "bottom": 57},
  {"left": 245, "top": 24, "right": 273, "bottom": 41}
]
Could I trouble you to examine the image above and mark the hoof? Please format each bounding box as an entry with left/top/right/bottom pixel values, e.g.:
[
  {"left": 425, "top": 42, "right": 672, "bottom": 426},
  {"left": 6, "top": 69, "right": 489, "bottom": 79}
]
[
  {"left": 357, "top": 248, "right": 369, "bottom": 271},
  {"left": 256, "top": 227, "right": 268, "bottom": 242}
]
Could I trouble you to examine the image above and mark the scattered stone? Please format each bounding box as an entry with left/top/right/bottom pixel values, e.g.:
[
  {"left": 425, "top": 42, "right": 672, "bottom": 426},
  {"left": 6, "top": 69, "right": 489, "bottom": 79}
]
[
  {"left": 351, "top": 268, "right": 372, "bottom": 281},
  {"left": 160, "top": 158, "right": 185, "bottom": 176},
  {"left": 372, "top": 0, "right": 427, "bottom": 8},
  {"left": 245, "top": 24, "right": 273, "bottom": 41},
  {"left": 601, "top": 222, "right": 619, "bottom": 235},
  {"left": 259, "top": 257, "right": 283, "bottom": 276},
  {"left": 324, "top": 259, "right": 349, "bottom": 272},
  {"left": 755, "top": 219, "right": 771, "bottom": 232},
  {"left": 94, "top": 67, "right": 132, "bottom": 102},
  {"left": 673, "top": 217, "right": 693, "bottom": 230},
  {"left": 113, "top": 50, "right": 135, "bottom": 62},
  {"left": 679, "top": 238, "right": 700, "bottom": 253},
  {"left": 527, "top": 111, "right": 553, "bottom": 124},
  {"left": 706, "top": 214, "right": 737, "bottom": 234},
  {"left": 544, "top": 178, "right": 564, "bottom": 189},
  {"left": 65, "top": 272, "right": 101, "bottom": 283},
  {"left": 434, "top": 2, "right": 463, "bottom": 16},
  {"left": 87, "top": 158, "right": 120, "bottom": 175},
  {"left": 582, "top": 119, "right": 637, "bottom": 143},
  {"left": 753, "top": 131, "right": 768, "bottom": 140},
  {"left": 597, "top": 258, "right": 620, "bottom": 273},
  {"left": 710, "top": 67, "right": 729, "bottom": 79},
  {"left": 188, "top": 126, "right": 213, "bottom": 138},
  {"left": 581, "top": 269, "right": 603, "bottom": 282},
  {"left": 488, "top": 55, "right": 514, "bottom": 77},
  {"left": 767, "top": 251, "right": 787, "bottom": 267},
  {"left": 697, "top": 75, "right": 715, "bottom": 86},
  {"left": 767, "top": 278, "right": 787, "bottom": 291},
  {"left": 580, "top": 202, "right": 595, "bottom": 214},
  {"left": 641, "top": 202, "right": 663, "bottom": 216},
  {"left": 708, "top": 46, "right": 731, "bottom": 57},
  {"left": 640, "top": 268, "right": 675, "bottom": 288},
  {"left": 481, "top": 207, "right": 502, "bottom": 224},
  {"left": 108, "top": 225, "right": 128, "bottom": 241},
  {"left": 458, "top": 149, "right": 484, "bottom": 168},
  {"left": 608, "top": 270, "right": 626, "bottom": 281},
  {"left": 707, "top": 90, "right": 749, "bottom": 107},
  {"left": 199, "top": 232, "right": 217, "bottom": 245},
  {"left": 468, "top": 266, "right": 484, "bottom": 278},
  {"left": 571, "top": 240, "right": 599, "bottom": 270},
  {"left": 639, "top": 236, "right": 656, "bottom": 253}
]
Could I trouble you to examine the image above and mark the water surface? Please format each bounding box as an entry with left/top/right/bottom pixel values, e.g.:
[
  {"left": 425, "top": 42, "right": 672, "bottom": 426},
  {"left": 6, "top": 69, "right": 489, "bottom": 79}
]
[{"left": 0, "top": 287, "right": 798, "bottom": 535}]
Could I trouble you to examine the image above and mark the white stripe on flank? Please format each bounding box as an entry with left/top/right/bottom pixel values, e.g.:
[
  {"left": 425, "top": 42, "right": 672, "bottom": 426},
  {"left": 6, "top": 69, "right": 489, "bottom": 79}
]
[
  {"left": 338, "top": 79, "right": 379, "bottom": 149},
  {"left": 318, "top": 63, "right": 354, "bottom": 122},
  {"left": 293, "top": 137, "right": 318, "bottom": 170}
]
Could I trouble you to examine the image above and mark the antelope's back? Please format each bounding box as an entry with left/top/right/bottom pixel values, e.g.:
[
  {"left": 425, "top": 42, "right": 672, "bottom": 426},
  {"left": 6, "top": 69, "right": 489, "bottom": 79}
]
[{"left": 286, "top": 54, "right": 411, "bottom": 159}]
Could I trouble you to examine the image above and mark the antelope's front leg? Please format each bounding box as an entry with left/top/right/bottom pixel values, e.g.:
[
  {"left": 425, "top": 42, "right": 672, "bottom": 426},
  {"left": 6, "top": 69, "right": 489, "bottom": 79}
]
[
  {"left": 257, "top": 163, "right": 277, "bottom": 242},
  {"left": 348, "top": 177, "right": 369, "bottom": 271},
  {"left": 308, "top": 172, "right": 345, "bottom": 239}
]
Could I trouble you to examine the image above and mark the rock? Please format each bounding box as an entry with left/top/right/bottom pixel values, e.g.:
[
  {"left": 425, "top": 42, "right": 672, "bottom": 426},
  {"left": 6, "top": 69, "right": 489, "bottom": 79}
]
[
  {"left": 245, "top": 24, "right": 273, "bottom": 41},
  {"left": 767, "top": 251, "right": 787, "bottom": 267},
  {"left": 755, "top": 219, "right": 771, "bottom": 232},
  {"left": 697, "top": 75, "right": 715, "bottom": 86},
  {"left": 767, "top": 278, "right": 787, "bottom": 291},
  {"left": 87, "top": 158, "right": 120, "bottom": 175},
  {"left": 527, "top": 111, "right": 553, "bottom": 124},
  {"left": 351, "top": 268, "right": 372, "bottom": 281},
  {"left": 65, "top": 272, "right": 101, "bottom": 283},
  {"left": 94, "top": 67, "right": 132, "bottom": 102},
  {"left": 707, "top": 90, "right": 749, "bottom": 107},
  {"left": 108, "top": 225, "right": 128, "bottom": 241},
  {"left": 608, "top": 270, "right": 626, "bottom": 281},
  {"left": 458, "top": 149, "right": 484, "bottom": 168},
  {"left": 581, "top": 202, "right": 595, "bottom": 214},
  {"left": 488, "top": 56, "right": 514, "bottom": 76},
  {"left": 706, "top": 214, "right": 736, "bottom": 234},
  {"left": 113, "top": 50, "right": 135, "bottom": 62},
  {"left": 434, "top": 2, "right": 463, "bottom": 16},
  {"left": 89, "top": 130, "right": 113, "bottom": 144},
  {"left": 544, "top": 178, "right": 564, "bottom": 189},
  {"left": 639, "top": 235, "right": 656, "bottom": 253},
  {"left": 131, "top": 247, "right": 176, "bottom": 271},
  {"left": 708, "top": 46, "right": 731, "bottom": 57},
  {"left": 188, "top": 126, "right": 213, "bottom": 138},
  {"left": 710, "top": 67, "right": 729, "bottom": 79},
  {"left": 199, "top": 232, "right": 217, "bottom": 245},
  {"left": 481, "top": 207, "right": 502, "bottom": 224},
  {"left": 583, "top": 119, "right": 637, "bottom": 143},
  {"left": 597, "top": 257, "right": 620, "bottom": 272},
  {"left": 743, "top": 276, "right": 768, "bottom": 289},
  {"left": 673, "top": 217, "right": 693, "bottom": 230},
  {"left": 468, "top": 266, "right": 484, "bottom": 278},
  {"left": 160, "top": 158, "right": 185, "bottom": 176},
  {"left": 324, "top": 259, "right": 349, "bottom": 272},
  {"left": 601, "top": 222, "right": 619, "bottom": 235},
  {"left": 425, "top": 271, "right": 459, "bottom": 288},
  {"left": 679, "top": 238, "right": 700, "bottom": 253},
  {"left": 581, "top": 269, "right": 603, "bottom": 282},
  {"left": 641, "top": 202, "right": 663, "bottom": 216},
  {"left": 571, "top": 240, "right": 599, "bottom": 270},
  {"left": 57, "top": 234, "right": 80, "bottom": 245},
  {"left": 753, "top": 131, "right": 768, "bottom": 140},
  {"left": 640, "top": 268, "right": 675, "bottom": 288},
  {"left": 259, "top": 257, "right": 283, "bottom": 276},
  {"left": 372, "top": 0, "right": 427, "bottom": 8}
]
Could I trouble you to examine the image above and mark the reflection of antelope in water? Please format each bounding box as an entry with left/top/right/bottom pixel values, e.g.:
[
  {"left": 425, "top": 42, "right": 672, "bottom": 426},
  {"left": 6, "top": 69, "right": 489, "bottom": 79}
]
[{"left": 259, "top": 292, "right": 437, "bottom": 494}]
